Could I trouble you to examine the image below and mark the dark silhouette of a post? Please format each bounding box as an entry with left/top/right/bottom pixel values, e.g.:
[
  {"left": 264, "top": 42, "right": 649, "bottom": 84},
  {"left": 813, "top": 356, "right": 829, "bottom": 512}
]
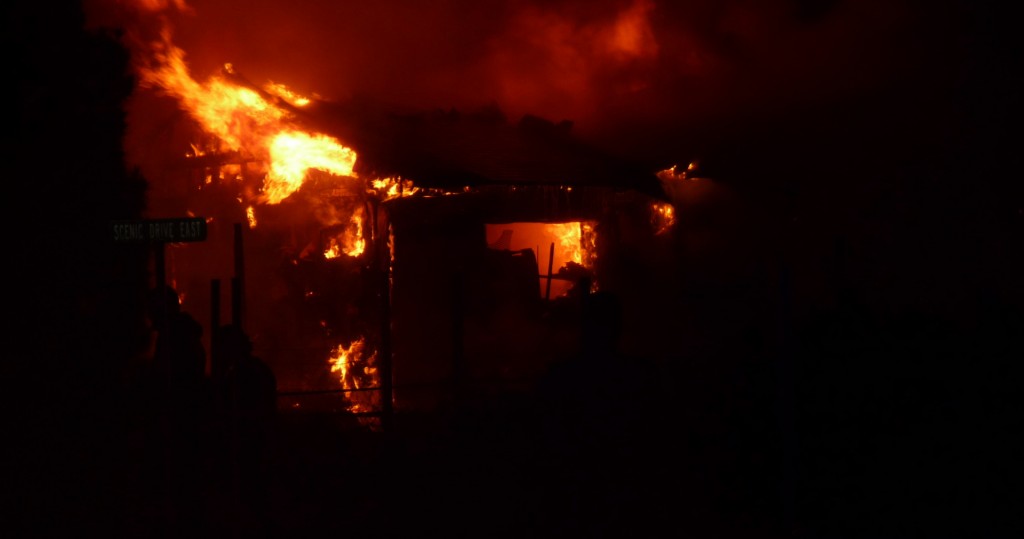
[{"left": 232, "top": 223, "right": 245, "bottom": 329}]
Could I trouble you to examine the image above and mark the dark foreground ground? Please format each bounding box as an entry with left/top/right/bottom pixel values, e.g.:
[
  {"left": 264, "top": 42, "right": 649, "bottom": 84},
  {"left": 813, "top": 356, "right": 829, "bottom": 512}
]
[{"left": 14, "top": 340, "right": 1019, "bottom": 539}]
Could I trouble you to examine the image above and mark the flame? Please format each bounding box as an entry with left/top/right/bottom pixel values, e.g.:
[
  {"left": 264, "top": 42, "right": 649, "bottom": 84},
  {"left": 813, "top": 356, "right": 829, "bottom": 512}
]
[
  {"left": 545, "top": 222, "right": 598, "bottom": 295},
  {"left": 580, "top": 222, "right": 597, "bottom": 268},
  {"left": 371, "top": 177, "right": 419, "bottom": 201},
  {"left": 246, "top": 205, "right": 257, "bottom": 228},
  {"left": 328, "top": 337, "right": 380, "bottom": 415},
  {"left": 342, "top": 207, "right": 366, "bottom": 257},
  {"left": 132, "top": 17, "right": 358, "bottom": 205},
  {"left": 547, "top": 222, "right": 585, "bottom": 266},
  {"left": 489, "top": 222, "right": 597, "bottom": 297},
  {"left": 263, "top": 82, "right": 311, "bottom": 107},
  {"left": 265, "top": 131, "right": 357, "bottom": 203},
  {"left": 324, "top": 238, "right": 341, "bottom": 260},
  {"left": 323, "top": 207, "right": 365, "bottom": 259}
]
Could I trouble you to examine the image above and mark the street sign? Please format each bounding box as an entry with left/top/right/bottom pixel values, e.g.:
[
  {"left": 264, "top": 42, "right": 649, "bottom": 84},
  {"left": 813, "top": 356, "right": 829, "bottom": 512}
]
[{"left": 112, "top": 217, "right": 208, "bottom": 243}]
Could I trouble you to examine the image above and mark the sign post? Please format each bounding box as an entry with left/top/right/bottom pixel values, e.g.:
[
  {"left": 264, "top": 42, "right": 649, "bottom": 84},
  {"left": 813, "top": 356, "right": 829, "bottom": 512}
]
[
  {"left": 112, "top": 217, "right": 208, "bottom": 289},
  {"left": 111, "top": 217, "right": 208, "bottom": 244}
]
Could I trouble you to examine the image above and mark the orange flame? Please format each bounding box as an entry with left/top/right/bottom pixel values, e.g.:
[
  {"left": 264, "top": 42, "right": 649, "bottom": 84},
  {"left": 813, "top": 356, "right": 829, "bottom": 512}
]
[
  {"left": 328, "top": 337, "right": 380, "bottom": 414},
  {"left": 546, "top": 222, "right": 591, "bottom": 267},
  {"left": 324, "top": 239, "right": 342, "bottom": 260},
  {"left": 371, "top": 177, "right": 419, "bottom": 201},
  {"left": 265, "top": 131, "right": 357, "bottom": 204},
  {"left": 342, "top": 207, "right": 366, "bottom": 257},
  {"left": 134, "top": 21, "right": 358, "bottom": 205},
  {"left": 552, "top": 222, "right": 582, "bottom": 264},
  {"left": 323, "top": 207, "right": 365, "bottom": 259},
  {"left": 264, "top": 82, "right": 311, "bottom": 107}
]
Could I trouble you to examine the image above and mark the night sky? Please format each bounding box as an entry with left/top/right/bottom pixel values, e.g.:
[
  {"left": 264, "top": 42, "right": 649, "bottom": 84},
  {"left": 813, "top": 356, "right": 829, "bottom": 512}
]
[{"left": 9, "top": 0, "right": 1020, "bottom": 536}]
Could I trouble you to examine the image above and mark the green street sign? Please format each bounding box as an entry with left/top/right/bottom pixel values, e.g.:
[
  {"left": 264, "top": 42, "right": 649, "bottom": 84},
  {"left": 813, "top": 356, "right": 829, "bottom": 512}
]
[{"left": 112, "top": 217, "right": 208, "bottom": 243}]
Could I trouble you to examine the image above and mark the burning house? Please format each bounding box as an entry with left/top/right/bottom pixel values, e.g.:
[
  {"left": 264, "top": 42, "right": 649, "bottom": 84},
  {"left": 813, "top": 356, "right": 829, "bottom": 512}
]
[
  {"left": 139, "top": 79, "right": 678, "bottom": 426},
  {"left": 25, "top": 2, "right": 1014, "bottom": 536},
  {"left": 91, "top": 0, "right": 684, "bottom": 428}
]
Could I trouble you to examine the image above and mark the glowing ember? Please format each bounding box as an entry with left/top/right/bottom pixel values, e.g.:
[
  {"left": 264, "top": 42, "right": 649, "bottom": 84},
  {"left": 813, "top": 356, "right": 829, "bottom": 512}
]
[
  {"left": 657, "top": 162, "right": 700, "bottom": 182},
  {"left": 651, "top": 203, "right": 676, "bottom": 235},
  {"left": 328, "top": 337, "right": 380, "bottom": 414}
]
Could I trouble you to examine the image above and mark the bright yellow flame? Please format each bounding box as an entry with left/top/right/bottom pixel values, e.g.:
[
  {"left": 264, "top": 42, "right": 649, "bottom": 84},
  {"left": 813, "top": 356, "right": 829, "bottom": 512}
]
[
  {"left": 324, "top": 238, "right": 342, "bottom": 259},
  {"left": 265, "top": 131, "right": 357, "bottom": 204},
  {"left": 341, "top": 207, "right": 366, "bottom": 257},
  {"left": 371, "top": 176, "right": 419, "bottom": 201},
  {"left": 547, "top": 222, "right": 584, "bottom": 265},
  {"left": 328, "top": 337, "right": 380, "bottom": 414},
  {"left": 135, "top": 24, "right": 359, "bottom": 206},
  {"left": 322, "top": 208, "right": 366, "bottom": 259},
  {"left": 246, "top": 205, "right": 257, "bottom": 228}
]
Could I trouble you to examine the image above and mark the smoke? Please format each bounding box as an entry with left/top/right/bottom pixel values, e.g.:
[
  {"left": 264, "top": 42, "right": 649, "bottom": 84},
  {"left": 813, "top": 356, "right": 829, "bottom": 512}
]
[{"left": 86, "top": 0, "right": 973, "bottom": 174}]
